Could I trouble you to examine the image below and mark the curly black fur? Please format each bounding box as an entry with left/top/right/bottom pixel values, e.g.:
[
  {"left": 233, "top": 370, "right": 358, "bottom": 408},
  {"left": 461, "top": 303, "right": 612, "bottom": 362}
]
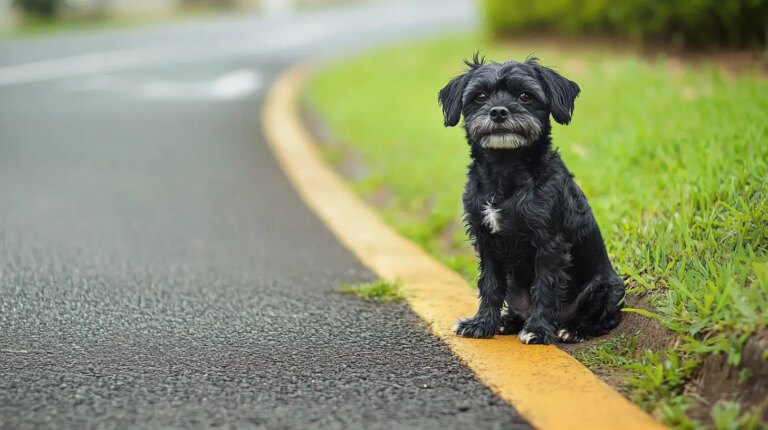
[{"left": 438, "top": 55, "right": 625, "bottom": 344}]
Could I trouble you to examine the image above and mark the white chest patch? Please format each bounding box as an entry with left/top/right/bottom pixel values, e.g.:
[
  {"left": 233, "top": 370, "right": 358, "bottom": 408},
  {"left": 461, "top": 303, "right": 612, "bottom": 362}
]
[{"left": 481, "top": 202, "right": 502, "bottom": 234}]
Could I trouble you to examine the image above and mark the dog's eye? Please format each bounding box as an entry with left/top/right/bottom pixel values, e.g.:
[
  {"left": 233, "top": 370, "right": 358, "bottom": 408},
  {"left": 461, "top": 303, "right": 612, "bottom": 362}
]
[
  {"left": 474, "top": 93, "right": 487, "bottom": 103},
  {"left": 518, "top": 92, "right": 533, "bottom": 103}
]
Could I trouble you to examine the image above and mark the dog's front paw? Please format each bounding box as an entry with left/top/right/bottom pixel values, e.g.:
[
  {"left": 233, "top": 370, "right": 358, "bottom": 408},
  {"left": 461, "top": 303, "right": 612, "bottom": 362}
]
[
  {"left": 557, "top": 328, "right": 587, "bottom": 343},
  {"left": 454, "top": 317, "right": 496, "bottom": 338},
  {"left": 518, "top": 326, "right": 556, "bottom": 345}
]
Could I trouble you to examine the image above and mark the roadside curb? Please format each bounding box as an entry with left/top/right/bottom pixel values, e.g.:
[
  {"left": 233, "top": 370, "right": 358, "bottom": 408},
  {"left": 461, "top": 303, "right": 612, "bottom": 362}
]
[{"left": 261, "top": 63, "right": 667, "bottom": 430}]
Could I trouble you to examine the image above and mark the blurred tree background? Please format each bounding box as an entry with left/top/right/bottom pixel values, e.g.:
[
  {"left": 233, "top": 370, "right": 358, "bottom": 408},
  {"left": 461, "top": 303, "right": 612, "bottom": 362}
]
[
  {"left": 7, "top": 0, "right": 343, "bottom": 25},
  {"left": 12, "top": 0, "right": 59, "bottom": 18},
  {"left": 484, "top": 0, "right": 768, "bottom": 49}
]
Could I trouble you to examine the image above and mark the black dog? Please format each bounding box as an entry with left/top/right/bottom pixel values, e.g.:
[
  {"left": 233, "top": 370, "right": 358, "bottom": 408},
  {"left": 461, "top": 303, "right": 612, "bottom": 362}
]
[{"left": 438, "top": 55, "right": 625, "bottom": 344}]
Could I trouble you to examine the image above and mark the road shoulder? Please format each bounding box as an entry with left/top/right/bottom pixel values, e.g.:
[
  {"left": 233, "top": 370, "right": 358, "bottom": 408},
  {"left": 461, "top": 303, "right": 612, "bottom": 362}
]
[{"left": 262, "top": 63, "right": 667, "bottom": 430}]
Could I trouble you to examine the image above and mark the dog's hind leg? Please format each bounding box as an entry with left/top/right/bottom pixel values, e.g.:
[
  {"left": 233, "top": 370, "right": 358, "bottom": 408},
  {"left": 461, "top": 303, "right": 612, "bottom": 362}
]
[
  {"left": 455, "top": 250, "right": 506, "bottom": 338},
  {"left": 557, "top": 273, "right": 624, "bottom": 343}
]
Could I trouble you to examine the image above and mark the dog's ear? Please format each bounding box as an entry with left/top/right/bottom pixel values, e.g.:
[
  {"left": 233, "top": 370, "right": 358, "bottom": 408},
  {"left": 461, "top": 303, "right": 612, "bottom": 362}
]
[
  {"left": 438, "top": 54, "right": 484, "bottom": 127},
  {"left": 438, "top": 72, "right": 471, "bottom": 127},
  {"left": 528, "top": 58, "right": 580, "bottom": 125}
]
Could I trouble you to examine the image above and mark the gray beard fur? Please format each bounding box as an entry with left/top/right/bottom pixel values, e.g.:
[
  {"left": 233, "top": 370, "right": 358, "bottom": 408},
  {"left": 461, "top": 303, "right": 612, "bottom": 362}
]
[{"left": 468, "top": 114, "right": 542, "bottom": 150}]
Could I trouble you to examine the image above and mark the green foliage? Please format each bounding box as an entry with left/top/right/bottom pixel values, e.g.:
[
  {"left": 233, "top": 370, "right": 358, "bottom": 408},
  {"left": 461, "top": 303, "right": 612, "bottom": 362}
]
[
  {"left": 711, "top": 401, "right": 765, "bottom": 430},
  {"left": 575, "top": 334, "right": 638, "bottom": 369},
  {"left": 483, "top": 0, "right": 768, "bottom": 48},
  {"left": 625, "top": 349, "right": 701, "bottom": 426},
  {"left": 341, "top": 279, "right": 404, "bottom": 303},
  {"left": 12, "top": 0, "right": 61, "bottom": 18},
  {"left": 309, "top": 33, "right": 768, "bottom": 427}
]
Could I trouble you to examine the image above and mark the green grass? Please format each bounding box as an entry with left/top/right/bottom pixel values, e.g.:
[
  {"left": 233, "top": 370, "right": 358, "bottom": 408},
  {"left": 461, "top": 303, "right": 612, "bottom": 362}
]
[
  {"left": 341, "top": 279, "right": 405, "bottom": 303},
  {"left": 308, "top": 33, "right": 768, "bottom": 428},
  {"left": 575, "top": 335, "right": 639, "bottom": 370}
]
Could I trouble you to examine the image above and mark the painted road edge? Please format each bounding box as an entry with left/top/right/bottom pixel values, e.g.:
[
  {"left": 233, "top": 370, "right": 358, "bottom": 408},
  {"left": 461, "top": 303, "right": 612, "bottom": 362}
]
[{"left": 261, "top": 63, "right": 667, "bottom": 430}]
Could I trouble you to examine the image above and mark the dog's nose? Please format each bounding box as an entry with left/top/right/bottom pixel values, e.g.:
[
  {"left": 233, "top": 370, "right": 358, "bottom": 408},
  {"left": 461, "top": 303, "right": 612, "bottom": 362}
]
[{"left": 489, "top": 106, "right": 509, "bottom": 123}]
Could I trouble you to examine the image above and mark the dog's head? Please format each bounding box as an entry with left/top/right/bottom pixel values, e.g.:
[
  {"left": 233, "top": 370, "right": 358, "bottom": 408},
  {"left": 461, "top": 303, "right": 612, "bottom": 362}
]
[{"left": 438, "top": 54, "right": 580, "bottom": 150}]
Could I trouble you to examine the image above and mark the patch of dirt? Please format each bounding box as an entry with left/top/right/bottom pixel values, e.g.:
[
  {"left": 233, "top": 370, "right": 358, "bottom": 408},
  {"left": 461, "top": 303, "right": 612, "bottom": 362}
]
[
  {"left": 585, "top": 364, "right": 637, "bottom": 398},
  {"left": 559, "top": 292, "right": 679, "bottom": 396},
  {"left": 301, "top": 97, "right": 332, "bottom": 143},
  {"left": 688, "top": 329, "right": 768, "bottom": 422},
  {"left": 336, "top": 149, "right": 369, "bottom": 181},
  {"left": 560, "top": 290, "right": 768, "bottom": 424},
  {"left": 560, "top": 292, "right": 678, "bottom": 355},
  {"left": 617, "top": 293, "right": 681, "bottom": 351},
  {"left": 365, "top": 186, "right": 394, "bottom": 207}
]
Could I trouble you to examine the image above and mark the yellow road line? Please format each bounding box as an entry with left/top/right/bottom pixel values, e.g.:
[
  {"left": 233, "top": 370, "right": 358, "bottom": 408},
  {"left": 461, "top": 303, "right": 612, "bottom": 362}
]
[{"left": 262, "top": 63, "right": 666, "bottom": 430}]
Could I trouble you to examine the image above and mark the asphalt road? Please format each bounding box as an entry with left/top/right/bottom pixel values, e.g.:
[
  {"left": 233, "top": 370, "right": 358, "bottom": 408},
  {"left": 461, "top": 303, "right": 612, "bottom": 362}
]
[{"left": 0, "top": 2, "right": 529, "bottom": 428}]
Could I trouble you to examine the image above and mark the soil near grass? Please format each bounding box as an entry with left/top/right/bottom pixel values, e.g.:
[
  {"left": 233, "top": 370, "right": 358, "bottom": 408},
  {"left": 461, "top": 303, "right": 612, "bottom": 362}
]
[
  {"left": 300, "top": 95, "right": 768, "bottom": 426},
  {"left": 558, "top": 293, "right": 678, "bottom": 391},
  {"left": 690, "top": 330, "right": 768, "bottom": 422},
  {"left": 564, "top": 292, "right": 767, "bottom": 423}
]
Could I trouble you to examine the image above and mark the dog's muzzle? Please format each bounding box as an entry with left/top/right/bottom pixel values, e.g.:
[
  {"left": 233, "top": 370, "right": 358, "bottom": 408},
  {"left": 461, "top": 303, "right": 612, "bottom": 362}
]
[
  {"left": 470, "top": 113, "right": 543, "bottom": 150},
  {"left": 480, "top": 132, "right": 530, "bottom": 149}
]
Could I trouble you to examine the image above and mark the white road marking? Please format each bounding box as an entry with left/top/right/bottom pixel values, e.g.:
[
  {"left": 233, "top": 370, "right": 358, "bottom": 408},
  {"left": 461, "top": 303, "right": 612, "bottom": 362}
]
[
  {"left": 0, "top": 50, "right": 166, "bottom": 87},
  {"left": 209, "top": 70, "right": 261, "bottom": 100},
  {"left": 139, "top": 69, "right": 261, "bottom": 100},
  {"left": 0, "top": 38, "right": 272, "bottom": 88},
  {"left": 67, "top": 70, "right": 261, "bottom": 101}
]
